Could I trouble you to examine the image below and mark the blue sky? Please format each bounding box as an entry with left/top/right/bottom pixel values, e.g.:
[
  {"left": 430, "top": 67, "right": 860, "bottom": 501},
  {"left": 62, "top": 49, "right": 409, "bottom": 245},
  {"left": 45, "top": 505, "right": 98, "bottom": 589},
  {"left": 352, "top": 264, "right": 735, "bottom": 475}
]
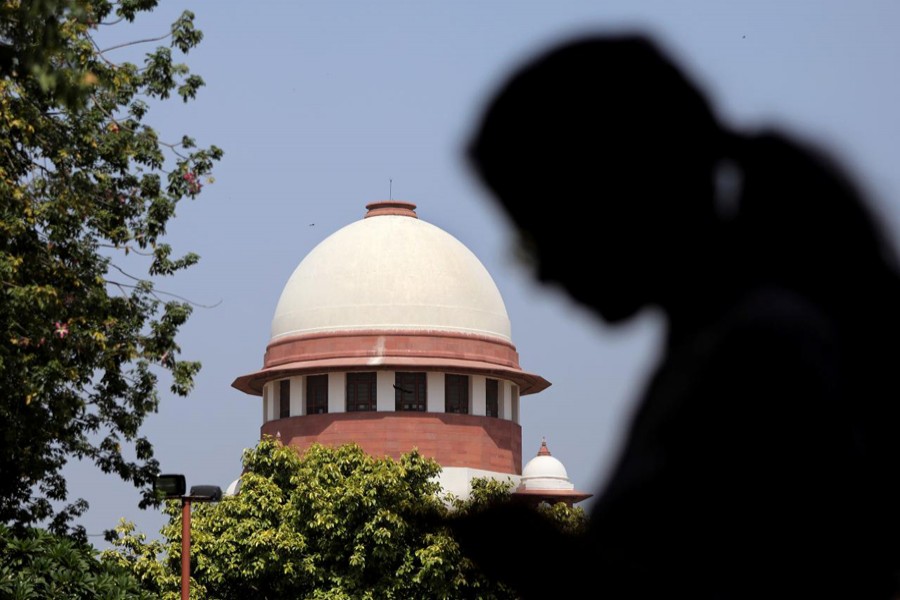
[{"left": 69, "top": 0, "right": 900, "bottom": 545}]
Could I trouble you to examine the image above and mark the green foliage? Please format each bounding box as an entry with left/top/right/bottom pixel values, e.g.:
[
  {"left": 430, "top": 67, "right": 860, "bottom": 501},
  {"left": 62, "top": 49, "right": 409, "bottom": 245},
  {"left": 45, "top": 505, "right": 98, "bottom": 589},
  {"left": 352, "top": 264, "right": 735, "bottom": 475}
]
[
  {"left": 0, "top": 0, "right": 222, "bottom": 535},
  {"left": 106, "top": 439, "right": 586, "bottom": 599},
  {"left": 0, "top": 523, "right": 151, "bottom": 599},
  {"left": 452, "top": 476, "right": 587, "bottom": 537},
  {"left": 532, "top": 497, "right": 587, "bottom": 536}
]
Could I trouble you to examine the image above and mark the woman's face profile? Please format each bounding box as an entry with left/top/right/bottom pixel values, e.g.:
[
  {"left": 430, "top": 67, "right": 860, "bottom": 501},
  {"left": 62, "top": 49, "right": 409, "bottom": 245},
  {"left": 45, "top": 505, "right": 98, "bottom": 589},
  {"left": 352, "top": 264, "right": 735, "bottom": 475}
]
[{"left": 500, "top": 165, "right": 671, "bottom": 324}]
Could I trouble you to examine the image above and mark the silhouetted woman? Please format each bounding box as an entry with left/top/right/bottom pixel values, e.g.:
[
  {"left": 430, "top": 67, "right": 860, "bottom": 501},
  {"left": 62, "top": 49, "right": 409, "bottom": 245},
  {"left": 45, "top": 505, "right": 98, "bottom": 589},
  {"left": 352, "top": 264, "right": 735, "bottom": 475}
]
[{"left": 453, "top": 34, "right": 900, "bottom": 599}]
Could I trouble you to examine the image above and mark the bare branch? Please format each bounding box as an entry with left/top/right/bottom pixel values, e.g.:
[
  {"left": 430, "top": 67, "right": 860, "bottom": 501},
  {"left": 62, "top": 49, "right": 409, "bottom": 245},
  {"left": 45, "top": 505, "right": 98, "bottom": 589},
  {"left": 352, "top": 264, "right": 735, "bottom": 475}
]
[
  {"left": 100, "top": 33, "right": 172, "bottom": 55},
  {"left": 98, "top": 243, "right": 155, "bottom": 257},
  {"left": 85, "top": 32, "right": 118, "bottom": 68},
  {"left": 107, "top": 262, "right": 145, "bottom": 282},
  {"left": 105, "top": 275, "right": 223, "bottom": 309}
]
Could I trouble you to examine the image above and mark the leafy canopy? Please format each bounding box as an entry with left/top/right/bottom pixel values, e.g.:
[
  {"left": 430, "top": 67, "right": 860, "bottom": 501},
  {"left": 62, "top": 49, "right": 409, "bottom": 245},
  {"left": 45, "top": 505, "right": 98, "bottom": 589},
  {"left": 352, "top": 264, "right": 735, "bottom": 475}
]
[
  {"left": 0, "top": 0, "right": 221, "bottom": 536},
  {"left": 0, "top": 523, "right": 152, "bottom": 600},
  {"left": 106, "top": 439, "right": 587, "bottom": 600}
]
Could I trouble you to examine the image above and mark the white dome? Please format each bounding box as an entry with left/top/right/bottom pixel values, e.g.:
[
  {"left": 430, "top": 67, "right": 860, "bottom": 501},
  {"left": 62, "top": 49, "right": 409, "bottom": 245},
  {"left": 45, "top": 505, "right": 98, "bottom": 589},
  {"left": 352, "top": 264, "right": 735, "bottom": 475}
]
[
  {"left": 224, "top": 476, "right": 242, "bottom": 496},
  {"left": 270, "top": 202, "right": 511, "bottom": 342},
  {"left": 522, "top": 454, "right": 570, "bottom": 480},
  {"left": 519, "top": 440, "right": 576, "bottom": 492}
]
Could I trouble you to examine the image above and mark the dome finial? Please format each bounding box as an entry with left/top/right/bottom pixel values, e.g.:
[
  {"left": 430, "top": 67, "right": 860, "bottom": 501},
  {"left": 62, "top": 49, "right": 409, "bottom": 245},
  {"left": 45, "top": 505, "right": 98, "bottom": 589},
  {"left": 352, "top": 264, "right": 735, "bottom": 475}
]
[{"left": 538, "top": 437, "right": 551, "bottom": 456}]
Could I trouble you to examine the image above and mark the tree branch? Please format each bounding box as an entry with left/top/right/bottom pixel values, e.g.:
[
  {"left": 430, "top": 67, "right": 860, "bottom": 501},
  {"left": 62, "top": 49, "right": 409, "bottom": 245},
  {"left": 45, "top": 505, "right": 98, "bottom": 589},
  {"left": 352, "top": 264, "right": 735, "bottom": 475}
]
[{"left": 99, "top": 33, "right": 172, "bottom": 55}]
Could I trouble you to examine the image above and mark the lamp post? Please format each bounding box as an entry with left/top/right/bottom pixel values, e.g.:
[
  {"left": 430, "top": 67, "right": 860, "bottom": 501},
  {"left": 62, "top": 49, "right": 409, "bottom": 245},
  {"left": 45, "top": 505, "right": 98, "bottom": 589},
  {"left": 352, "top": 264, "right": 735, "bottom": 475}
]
[{"left": 155, "top": 474, "right": 222, "bottom": 600}]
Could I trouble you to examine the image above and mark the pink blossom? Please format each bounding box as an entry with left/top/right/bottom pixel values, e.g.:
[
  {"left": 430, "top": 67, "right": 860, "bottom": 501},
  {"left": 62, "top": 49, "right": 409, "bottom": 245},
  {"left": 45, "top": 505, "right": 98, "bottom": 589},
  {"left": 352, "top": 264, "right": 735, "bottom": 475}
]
[{"left": 183, "top": 172, "right": 201, "bottom": 194}]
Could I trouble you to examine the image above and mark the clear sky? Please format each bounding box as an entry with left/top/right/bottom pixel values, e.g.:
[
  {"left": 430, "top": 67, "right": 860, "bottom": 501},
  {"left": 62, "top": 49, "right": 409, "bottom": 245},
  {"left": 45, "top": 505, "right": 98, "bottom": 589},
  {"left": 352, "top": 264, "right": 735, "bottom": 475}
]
[{"left": 68, "top": 0, "right": 900, "bottom": 546}]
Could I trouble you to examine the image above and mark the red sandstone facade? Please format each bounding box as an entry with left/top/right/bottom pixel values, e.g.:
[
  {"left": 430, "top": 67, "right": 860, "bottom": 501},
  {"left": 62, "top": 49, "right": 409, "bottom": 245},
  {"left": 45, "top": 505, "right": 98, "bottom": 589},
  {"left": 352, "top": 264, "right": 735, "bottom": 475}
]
[
  {"left": 262, "top": 412, "right": 522, "bottom": 473},
  {"left": 233, "top": 329, "right": 548, "bottom": 396}
]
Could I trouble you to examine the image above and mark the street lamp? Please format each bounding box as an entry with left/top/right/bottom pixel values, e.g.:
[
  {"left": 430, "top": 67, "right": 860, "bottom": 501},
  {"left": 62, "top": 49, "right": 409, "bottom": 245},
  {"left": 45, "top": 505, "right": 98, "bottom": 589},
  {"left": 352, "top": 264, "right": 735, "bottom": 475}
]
[{"left": 155, "top": 474, "right": 222, "bottom": 600}]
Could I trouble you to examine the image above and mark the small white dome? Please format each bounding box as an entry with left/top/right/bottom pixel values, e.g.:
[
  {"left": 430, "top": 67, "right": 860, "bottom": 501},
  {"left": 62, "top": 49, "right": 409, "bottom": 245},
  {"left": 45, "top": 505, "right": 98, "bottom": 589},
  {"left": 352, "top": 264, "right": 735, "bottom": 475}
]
[
  {"left": 518, "top": 439, "right": 575, "bottom": 492},
  {"left": 224, "top": 476, "right": 242, "bottom": 496},
  {"left": 270, "top": 201, "right": 511, "bottom": 342}
]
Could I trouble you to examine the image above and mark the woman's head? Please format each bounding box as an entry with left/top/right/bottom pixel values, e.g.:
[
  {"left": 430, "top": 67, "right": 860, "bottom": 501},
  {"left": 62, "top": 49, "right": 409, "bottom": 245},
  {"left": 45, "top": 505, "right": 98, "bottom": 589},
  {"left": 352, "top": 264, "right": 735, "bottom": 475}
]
[
  {"left": 468, "top": 33, "right": 899, "bottom": 323},
  {"left": 467, "top": 34, "right": 727, "bottom": 321},
  {"left": 728, "top": 131, "right": 898, "bottom": 305}
]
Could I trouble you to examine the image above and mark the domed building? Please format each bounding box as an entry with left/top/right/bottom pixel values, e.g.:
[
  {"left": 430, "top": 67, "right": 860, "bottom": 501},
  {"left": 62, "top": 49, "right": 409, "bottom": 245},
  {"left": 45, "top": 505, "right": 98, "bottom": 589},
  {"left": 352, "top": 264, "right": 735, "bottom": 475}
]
[
  {"left": 513, "top": 438, "right": 591, "bottom": 507},
  {"left": 232, "top": 200, "right": 578, "bottom": 500}
]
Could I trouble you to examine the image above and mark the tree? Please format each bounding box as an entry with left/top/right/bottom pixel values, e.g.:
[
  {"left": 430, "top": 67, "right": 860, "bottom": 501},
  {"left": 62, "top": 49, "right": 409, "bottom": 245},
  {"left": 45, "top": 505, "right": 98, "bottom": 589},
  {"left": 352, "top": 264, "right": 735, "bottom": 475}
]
[
  {"left": 105, "top": 438, "right": 587, "bottom": 599},
  {"left": 0, "top": 523, "right": 152, "bottom": 599},
  {"left": 0, "top": 0, "right": 222, "bottom": 536}
]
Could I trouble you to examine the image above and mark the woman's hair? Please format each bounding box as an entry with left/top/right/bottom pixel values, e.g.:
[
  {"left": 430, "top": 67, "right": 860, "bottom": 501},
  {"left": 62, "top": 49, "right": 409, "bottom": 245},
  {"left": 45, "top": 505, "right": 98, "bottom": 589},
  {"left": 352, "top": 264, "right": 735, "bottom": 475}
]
[
  {"left": 726, "top": 130, "right": 899, "bottom": 299},
  {"left": 467, "top": 34, "right": 725, "bottom": 236}
]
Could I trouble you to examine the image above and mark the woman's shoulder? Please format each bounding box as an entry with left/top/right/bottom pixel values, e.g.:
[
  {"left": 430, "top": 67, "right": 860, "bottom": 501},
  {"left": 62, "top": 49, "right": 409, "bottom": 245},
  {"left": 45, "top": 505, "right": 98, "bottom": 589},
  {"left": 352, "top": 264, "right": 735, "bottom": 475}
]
[
  {"left": 680, "top": 285, "right": 843, "bottom": 391},
  {"left": 725, "top": 285, "right": 835, "bottom": 333}
]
